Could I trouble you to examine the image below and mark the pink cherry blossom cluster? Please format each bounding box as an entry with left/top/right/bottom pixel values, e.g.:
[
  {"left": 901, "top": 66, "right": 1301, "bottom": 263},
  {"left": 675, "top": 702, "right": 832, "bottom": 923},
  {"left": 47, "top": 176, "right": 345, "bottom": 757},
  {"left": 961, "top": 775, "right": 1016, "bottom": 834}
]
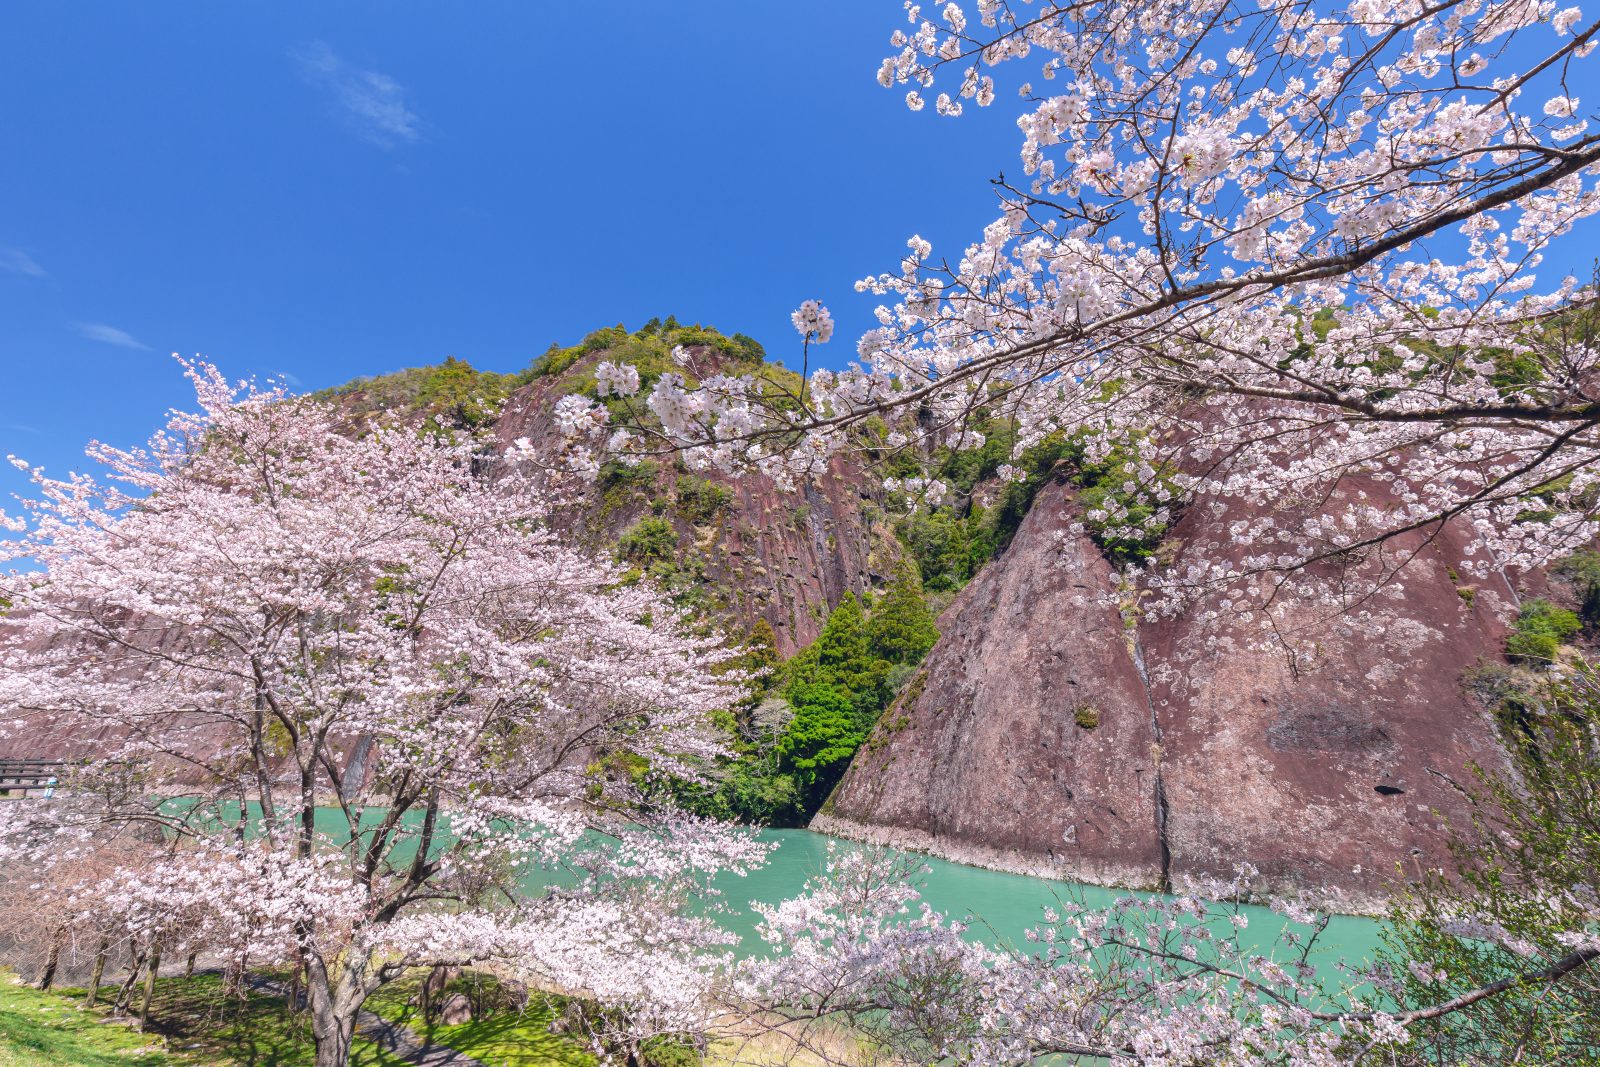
[
  {"left": 732, "top": 847, "right": 1591, "bottom": 1065},
  {"left": 0, "top": 360, "right": 766, "bottom": 1066},
  {"left": 585, "top": 0, "right": 1600, "bottom": 640}
]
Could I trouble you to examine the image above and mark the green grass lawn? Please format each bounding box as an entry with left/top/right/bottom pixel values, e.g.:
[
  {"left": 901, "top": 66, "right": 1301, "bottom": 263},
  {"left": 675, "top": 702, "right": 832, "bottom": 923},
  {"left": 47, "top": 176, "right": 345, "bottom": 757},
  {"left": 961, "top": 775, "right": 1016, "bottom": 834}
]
[
  {"left": 4, "top": 965, "right": 661, "bottom": 1067},
  {"left": 362, "top": 970, "right": 595, "bottom": 1067},
  {"left": 1, "top": 970, "right": 409, "bottom": 1067},
  {"left": 0, "top": 971, "right": 176, "bottom": 1067}
]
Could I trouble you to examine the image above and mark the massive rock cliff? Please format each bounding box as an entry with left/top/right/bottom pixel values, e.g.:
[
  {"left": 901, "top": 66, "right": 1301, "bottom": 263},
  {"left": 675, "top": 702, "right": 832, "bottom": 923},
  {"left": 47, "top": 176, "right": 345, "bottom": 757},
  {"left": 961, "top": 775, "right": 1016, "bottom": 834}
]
[
  {"left": 818, "top": 474, "right": 1520, "bottom": 911},
  {"left": 489, "top": 367, "right": 888, "bottom": 654},
  {"left": 1, "top": 335, "right": 1543, "bottom": 905}
]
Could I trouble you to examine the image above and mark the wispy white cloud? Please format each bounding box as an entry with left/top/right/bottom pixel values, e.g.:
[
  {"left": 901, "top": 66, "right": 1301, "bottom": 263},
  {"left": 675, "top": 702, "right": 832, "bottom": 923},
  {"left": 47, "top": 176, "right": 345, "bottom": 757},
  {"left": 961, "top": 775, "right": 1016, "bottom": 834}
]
[
  {"left": 292, "top": 42, "right": 422, "bottom": 149},
  {"left": 0, "top": 248, "right": 46, "bottom": 277},
  {"left": 76, "top": 322, "right": 151, "bottom": 351}
]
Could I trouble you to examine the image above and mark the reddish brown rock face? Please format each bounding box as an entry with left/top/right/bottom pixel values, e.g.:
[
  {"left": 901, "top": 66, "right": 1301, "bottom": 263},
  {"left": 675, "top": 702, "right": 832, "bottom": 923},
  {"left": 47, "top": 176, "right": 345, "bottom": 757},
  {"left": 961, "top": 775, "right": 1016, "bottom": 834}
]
[
  {"left": 491, "top": 370, "right": 886, "bottom": 656},
  {"left": 819, "top": 480, "right": 1164, "bottom": 886},
  {"left": 823, "top": 477, "right": 1516, "bottom": 909}
]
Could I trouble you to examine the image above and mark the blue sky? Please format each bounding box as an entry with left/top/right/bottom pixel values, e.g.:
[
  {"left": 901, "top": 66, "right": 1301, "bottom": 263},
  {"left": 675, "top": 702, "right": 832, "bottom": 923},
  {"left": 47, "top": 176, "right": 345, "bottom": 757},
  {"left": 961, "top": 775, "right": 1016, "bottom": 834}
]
[
  {"left": 0, "top": 2, "right": 1024, "bottom": 496},
  {"left": 3, "top": 4, "right": 1595, "bottom": 505}
]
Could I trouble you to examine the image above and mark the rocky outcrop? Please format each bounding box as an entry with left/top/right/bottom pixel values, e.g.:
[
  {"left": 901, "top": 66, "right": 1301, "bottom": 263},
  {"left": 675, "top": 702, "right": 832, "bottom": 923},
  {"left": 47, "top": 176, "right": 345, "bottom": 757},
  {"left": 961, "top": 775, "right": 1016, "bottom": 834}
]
[
  {"left": 816, "top": 479, "right": 1165, "bottom": 887},
  {"left": 822, "top": 475, "right": 1518, "bottom": 911},
  {"left": 488, "top": 360, "right": 888, "bottom": 655}
]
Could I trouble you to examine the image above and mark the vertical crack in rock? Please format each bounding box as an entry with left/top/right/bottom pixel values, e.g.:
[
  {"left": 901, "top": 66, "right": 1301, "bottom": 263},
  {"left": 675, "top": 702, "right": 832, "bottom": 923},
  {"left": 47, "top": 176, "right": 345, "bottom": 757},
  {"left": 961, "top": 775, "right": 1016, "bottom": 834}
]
[{"left": 1128, "top": 635, "right": 1172, "bottom": 894}]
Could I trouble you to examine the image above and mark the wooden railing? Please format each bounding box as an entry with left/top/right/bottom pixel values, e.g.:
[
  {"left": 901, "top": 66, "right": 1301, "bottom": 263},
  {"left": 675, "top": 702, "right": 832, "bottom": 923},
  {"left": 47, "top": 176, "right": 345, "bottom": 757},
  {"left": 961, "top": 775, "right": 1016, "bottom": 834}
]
[{"left": 0, "top": 758, "right": 71, "bottom": 795}]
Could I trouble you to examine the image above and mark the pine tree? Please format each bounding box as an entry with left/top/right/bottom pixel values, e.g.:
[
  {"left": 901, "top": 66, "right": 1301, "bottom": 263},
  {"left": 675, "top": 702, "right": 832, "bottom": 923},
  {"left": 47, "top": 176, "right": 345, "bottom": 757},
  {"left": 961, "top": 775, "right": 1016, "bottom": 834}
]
[
  {"left": 738, "top": 619, "right": 782, "bottom": 693},
  {"left": 866, "top": 559, "right": 940, "bottom": 665}
]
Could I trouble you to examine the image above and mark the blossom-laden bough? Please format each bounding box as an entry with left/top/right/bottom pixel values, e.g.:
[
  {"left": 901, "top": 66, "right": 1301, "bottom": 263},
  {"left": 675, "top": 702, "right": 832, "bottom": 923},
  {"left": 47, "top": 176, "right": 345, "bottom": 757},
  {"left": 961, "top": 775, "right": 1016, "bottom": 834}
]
[
  {"left": 0, "top": 360, "right": 769, "bottom": 1067},
  {"left": 725, "top": 657, "right": 1600, "bottom": 1066},
  {"left": 729, "top": 842, "right": 1598, "bottom": 1066},
  {"left": 561, "top": 0, "right": 1600, "bottom": 640}
]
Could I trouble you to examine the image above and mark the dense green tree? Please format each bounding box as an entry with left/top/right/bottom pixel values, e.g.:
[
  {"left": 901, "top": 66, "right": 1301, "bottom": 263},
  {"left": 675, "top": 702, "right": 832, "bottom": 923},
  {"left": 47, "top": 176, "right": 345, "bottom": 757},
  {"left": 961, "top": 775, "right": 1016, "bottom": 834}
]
[
  {"left": 1380, "top": 666, "right": 1600, "bottom": 1064},
  {"left": 786, "top": 593, "right": 890, "bottom": 731},
  {"left": 737, "top": 619, "right": 782, "bottom": 685},
  {"left": 725, "top": 619, "right": 783, "bottom": 718},
  {"left": 896, "top": 511, "right": 975, "bottom": 591},
  {"left": 866, "top": 559, "right": 940, "bottom": 665},
  {"left": 777, "top": 680, "right": 862, "bottom": 805},
  {"left": 719, "top": 759, "right": 803, "bottom": 825}
]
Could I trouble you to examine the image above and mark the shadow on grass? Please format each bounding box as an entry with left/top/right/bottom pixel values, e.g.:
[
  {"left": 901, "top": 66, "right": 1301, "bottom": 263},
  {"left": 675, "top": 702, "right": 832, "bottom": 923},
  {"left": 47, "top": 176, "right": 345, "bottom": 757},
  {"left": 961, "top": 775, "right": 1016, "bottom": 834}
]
[
  {"left": 1, "top": 975, "right": 173, "bottom": 1067},
  {"left": 363, "top": 971, "right": 594, "bottom": 1067},
  {"left": 60, "top": 975, "right": 407, "bottom": 1067}
]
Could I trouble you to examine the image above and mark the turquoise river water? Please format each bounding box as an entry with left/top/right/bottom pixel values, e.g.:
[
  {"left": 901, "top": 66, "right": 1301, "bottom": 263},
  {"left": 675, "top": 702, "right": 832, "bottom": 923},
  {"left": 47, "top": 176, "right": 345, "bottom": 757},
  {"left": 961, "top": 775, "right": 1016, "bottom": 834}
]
[
  {"left": 563, "top": 827, "right": 1386, "bottom": 970},
  {"left": 283, "top": 807, "right": 1387, "bottom": 972}
]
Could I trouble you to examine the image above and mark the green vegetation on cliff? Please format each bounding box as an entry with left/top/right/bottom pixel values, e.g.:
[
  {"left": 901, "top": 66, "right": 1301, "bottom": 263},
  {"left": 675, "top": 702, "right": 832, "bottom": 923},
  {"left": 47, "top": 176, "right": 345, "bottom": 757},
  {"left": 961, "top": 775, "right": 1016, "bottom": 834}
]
[
  {"left": 669, "top": 575, "right": 940, "bottom": 826},
  {"left": 320, "top": 355, "right": 528, "bottom": 428},
  {"left": 1386, "top": 667, "right": 1600, "bottom": 1060},
  {"left": 1505, "top": 598, "right": 1582, "bottom": 665}
]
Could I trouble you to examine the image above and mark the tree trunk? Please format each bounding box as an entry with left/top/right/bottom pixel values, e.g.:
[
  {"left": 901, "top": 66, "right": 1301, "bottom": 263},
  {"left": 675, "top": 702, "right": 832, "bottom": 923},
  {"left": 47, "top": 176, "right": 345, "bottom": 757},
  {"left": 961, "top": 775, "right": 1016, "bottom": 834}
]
[
  {"left": 137, "top": 941, "right": 161, "bottom": 1032},
  {"left": 305, "top": 952, "right": 377, "bottom": 1067},
  {"left": 113, "top": 948, "right": 147, "bottom": 1014},
  {"left": 310, "top": 1011, "right": 356, "bottom": 1067},
  {"left": 85, "top": 939, "right": 109, "bottom": 1009},
  {"left": 35, "top": 926, "right": 64, "bottom": 990}
]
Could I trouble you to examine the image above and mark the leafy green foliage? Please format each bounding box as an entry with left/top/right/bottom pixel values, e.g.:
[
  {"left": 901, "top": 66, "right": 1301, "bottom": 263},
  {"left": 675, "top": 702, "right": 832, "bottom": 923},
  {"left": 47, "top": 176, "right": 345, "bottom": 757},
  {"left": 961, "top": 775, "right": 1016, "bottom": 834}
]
[
  {"left": 865, "top": 560, "right": 940, "bottom": 664},
  {"left": 992, "top": 431, "right": 1176, "bottom": 567},
  {"left": 896, "top": 508, "right": 992, "bottom": 591},
  {"left": 617, "top": 516, "right": 679, "bottom": 566},
  {"left": 776, "top": 681, "right": 863, "bottom": 799},
  {"left": 896, "top": 426, "right": 1179, "bottom": 589},
  {"left": 1382, "top": 668, "right": 1600, "bottom": 1063},
  {"left": 528, "top": 317, "right": 768, "bottom": 385},
  {"left": 773, "top": 592, "right": 914, "bottom": 811},
  {"left": 675, "top": 582, "right": 940, "bottom": 825},
  {"left": 1554, "top": 549, "right": 1600, "bottom": 625},
  {"left": 1504, "top": 598, "right": 1581, "bottom": 665},
  {"left": 320, "top": 356, "right": 526, "bottom": 429},
  {"left": 727, "top": 619, "right": 781, "bottom": 702},
  {"left": 528, "top": 324, "right": 632, "bottom": 380},
  {"left": 674, "top": 475, "right": 732, "bottom": 524},
  {"left": 784, "top": 594, "right": 891, "bottom": 730}
]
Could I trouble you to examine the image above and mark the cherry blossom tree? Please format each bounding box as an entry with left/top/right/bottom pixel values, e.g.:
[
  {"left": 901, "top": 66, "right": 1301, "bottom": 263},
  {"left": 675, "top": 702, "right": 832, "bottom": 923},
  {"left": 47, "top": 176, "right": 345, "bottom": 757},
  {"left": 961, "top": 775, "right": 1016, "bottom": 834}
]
[
  {"left": 0, "top": 361, "right": 767, "bottom": 1067},
  {"left": 736, "top": 842, "right": 1599, "bottom": 1065},
  {"left": 568, "top": 0, "right": 1600, "bottom": 627}
]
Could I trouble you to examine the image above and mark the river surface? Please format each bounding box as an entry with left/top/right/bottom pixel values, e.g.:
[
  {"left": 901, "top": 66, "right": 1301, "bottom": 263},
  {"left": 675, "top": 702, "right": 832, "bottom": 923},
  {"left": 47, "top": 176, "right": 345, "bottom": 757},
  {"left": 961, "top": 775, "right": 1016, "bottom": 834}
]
[
  {"left": 565, "top": 827, "right": 1387, "bottom": 970},
  {"left": 285, "top": 806, "right": 1386, "bottom": 971}
]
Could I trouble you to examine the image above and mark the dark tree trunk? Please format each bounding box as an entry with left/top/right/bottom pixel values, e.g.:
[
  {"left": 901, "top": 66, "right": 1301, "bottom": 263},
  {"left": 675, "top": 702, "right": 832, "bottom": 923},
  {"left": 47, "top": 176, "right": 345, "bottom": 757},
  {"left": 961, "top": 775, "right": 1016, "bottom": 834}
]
[
  {"left": 113, "top": 948, "right": 147, "bottom": 1014},
  {"left": 137, "top": 941, "right": 161, "bottom": 1031},
  {"left": 34, "top": 926, "right": 64, "bottom": 990},
  {"left": 84, "top": 939, "right": 110, "bottom": 1009}
]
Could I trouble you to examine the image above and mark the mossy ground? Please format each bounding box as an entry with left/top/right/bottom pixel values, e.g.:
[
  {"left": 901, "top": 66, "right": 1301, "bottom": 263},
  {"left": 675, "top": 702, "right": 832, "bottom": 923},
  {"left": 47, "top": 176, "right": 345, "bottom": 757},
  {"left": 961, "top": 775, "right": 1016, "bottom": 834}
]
[
  {"left": 1, "top": 970, "right": 175, "bottom": 1067},
  {"left": 362, "top": 971, "right": 594, "bottom": 1067},
  {"left": 1, "top": 969, "right": 400, "bottom": 1066}
]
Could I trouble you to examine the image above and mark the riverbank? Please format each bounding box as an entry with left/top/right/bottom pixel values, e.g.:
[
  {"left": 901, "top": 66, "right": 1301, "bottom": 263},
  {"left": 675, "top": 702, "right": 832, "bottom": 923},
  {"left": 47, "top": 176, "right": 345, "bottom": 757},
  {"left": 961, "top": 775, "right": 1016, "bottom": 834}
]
[{"left": 809, "top": 812, "right": 1394, "bottom": 917}]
